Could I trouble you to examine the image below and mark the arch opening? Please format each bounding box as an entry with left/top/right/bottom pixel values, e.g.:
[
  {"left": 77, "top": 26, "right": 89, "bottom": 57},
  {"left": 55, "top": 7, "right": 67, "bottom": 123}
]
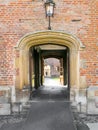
[
  {"left": 29, "top": 44, "right": 69, "bottom": 88},
  {"left": 14, "top": 31, "right": 84, "bottom": 99}
]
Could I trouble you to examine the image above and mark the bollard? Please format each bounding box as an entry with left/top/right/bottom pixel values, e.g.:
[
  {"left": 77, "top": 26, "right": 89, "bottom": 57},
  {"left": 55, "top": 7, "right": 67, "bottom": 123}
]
[{"left": 78, "top": 102, "right": 82, "bottom": 113}]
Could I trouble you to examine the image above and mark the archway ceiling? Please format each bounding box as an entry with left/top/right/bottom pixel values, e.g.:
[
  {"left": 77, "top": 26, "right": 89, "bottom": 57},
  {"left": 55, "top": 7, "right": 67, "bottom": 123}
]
[{"left": 38, "top": 44, "right": 67, "bottom": 50}]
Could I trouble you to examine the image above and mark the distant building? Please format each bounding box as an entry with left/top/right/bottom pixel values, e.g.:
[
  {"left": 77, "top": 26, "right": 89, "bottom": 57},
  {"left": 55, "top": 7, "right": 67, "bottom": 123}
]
[{"left": 44, "top": 58, "right": 60, "bottom": 77}]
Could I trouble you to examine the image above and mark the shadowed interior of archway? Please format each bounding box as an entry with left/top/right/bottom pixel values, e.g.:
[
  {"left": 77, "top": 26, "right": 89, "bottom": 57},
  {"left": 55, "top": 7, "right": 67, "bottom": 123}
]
[{"left": 29, "top": 43, "right": 70, "bottom": 99}]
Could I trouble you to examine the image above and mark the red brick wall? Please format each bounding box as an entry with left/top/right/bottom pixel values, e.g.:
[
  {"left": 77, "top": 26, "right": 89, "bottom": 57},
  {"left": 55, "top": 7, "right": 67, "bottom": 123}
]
[{"left": 0, "top": 0, "right": 98, "bottom": 86}]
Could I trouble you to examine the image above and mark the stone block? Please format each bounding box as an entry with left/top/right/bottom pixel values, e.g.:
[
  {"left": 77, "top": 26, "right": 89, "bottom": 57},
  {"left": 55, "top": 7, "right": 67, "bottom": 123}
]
[
  {"left": 0, "top": 103, "right": 11, "bottom": 115},
  {"left": 0, "top": 86, "right": 11, "bottom": 103},
  {"left": 87, "top": 86, "right": 98, "bottom": 98}
]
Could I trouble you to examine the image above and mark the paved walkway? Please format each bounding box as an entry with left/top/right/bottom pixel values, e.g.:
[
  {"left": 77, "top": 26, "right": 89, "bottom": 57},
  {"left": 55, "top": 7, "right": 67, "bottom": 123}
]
[
  {"left": 0, "top": 85, "right": 77, "bottom": 130},
  {"left": 1, "top": 102, "right": 76, "bottom": 130},
  {"left": 0, "top": 82, "right": 89, "bottom": 130},
  {"left": 22, "top": 101, "right": 76, "bottom": 130},
  {"left": 31, "top": 85, "right": 68, "bottom": 100},
  {"left": 22, "top": 85, "right": 76, "bottom": 130}
]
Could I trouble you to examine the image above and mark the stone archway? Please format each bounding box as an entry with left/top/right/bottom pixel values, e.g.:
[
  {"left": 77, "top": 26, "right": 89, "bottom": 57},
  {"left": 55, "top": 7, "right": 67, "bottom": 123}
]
[{"left": 14, "top": 31, "right": 85, "bottom": 90}]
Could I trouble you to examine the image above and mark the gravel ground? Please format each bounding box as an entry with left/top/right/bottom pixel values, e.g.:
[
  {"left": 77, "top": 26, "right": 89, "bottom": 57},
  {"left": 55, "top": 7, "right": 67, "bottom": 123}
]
[
  {"left": 0, "top": 111, "right": 28, "bottom": 129},
  {"left": 71, "top": 105, "right": 98, "bottom": 130},
  {"left": 79, "top": 113, "right": 98, "bottom": 123},
  {"left": 73, "top": 112, "right": 98, "bottom": 124},
  {"left": 71, "top": 105, "right": 98, "bottom": 124}
]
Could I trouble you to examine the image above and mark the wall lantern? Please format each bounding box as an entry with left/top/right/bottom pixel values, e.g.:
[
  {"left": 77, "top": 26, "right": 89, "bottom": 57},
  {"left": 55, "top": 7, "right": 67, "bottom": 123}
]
[{"left": 44, "top": 0, "right": 55, "bottom": 30}]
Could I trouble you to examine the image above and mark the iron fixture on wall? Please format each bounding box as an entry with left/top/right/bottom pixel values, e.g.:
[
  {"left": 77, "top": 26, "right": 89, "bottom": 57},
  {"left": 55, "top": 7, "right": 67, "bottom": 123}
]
[{"left": 44, "top": 0, "right": 55, "bottom": 30}]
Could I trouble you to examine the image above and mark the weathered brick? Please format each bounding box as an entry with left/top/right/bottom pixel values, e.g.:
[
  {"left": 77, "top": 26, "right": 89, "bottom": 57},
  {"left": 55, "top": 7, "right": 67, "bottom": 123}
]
[{"left": 0, "top": 0, "right": 98, "bottom": 87}]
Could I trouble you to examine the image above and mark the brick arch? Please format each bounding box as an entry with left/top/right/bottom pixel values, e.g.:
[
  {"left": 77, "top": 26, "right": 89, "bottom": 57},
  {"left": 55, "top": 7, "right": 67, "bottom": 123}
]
[{"left": 15, "top": 31, "right": 85, "bottom": 89}]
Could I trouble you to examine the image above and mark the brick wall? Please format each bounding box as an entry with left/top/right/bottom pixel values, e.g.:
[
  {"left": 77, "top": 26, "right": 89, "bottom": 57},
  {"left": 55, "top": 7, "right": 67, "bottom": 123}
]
[{"left": 0, "top": 0, "right": 98, "bottom": 86}]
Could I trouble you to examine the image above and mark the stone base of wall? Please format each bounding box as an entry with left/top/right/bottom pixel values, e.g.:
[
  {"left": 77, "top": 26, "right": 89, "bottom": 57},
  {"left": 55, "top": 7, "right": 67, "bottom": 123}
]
[
  {"left": 16, "top": 88, "right": 30, "bottom": 102},
  {"left": 0, "top": 103, "right": 11, "bottom": 115}
]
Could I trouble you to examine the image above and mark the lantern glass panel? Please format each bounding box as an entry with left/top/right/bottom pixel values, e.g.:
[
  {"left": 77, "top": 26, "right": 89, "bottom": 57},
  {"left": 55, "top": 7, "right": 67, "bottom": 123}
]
[{"left": 46, "top": 3, "right": 54, "bottom": 16}]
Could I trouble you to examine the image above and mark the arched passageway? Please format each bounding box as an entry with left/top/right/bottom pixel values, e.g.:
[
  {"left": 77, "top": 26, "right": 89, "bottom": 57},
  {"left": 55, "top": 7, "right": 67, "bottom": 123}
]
[
  {"left": 14, "top": 31, "right": 84, "bottom": 99},
  {"left": 29, "top": 44, "right": 69, "bottom": 87}
]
